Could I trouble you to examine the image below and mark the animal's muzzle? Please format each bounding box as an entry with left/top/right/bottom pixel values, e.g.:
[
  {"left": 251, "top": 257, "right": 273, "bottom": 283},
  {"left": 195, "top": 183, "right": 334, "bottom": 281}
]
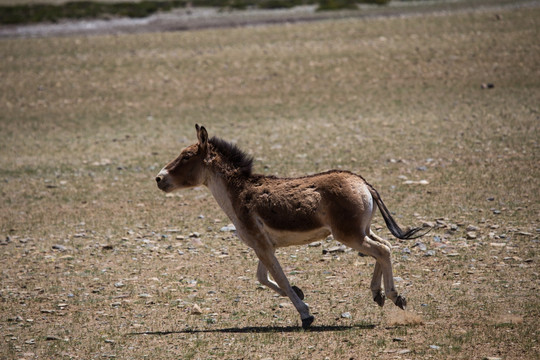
[
  {"left": 155, "top": 175, "right": 168, "bottom": 191},
  {"left": 155, "top": 168, "right": 170, "bottom": 192}
]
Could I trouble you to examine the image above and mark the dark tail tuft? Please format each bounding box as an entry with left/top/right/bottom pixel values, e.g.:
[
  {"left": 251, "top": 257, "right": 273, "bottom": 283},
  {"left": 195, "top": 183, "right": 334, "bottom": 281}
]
[{"left": 367, "top": 183, "right": 431, "bottom": 240}]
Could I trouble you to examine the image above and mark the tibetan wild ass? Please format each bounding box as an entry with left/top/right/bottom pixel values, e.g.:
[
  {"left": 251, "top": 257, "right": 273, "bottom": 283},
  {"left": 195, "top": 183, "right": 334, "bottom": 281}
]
[{"left": 156, "top": 125, "right": 429, "bottom": 329}]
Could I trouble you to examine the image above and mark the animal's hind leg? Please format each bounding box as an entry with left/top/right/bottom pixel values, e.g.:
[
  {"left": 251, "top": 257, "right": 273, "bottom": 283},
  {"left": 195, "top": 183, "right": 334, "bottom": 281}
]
[
  {"left": 369, "top": 230, "right": 391, "bottom": 307},
  {"left": 371, "top": 262, "right": 385, "bottom": 307},
  {"left": 370, "top": 229, "right": 392, "bottom": 248},
  {"left": 346, "top": 235, "right": 407, "bottom": 310}
]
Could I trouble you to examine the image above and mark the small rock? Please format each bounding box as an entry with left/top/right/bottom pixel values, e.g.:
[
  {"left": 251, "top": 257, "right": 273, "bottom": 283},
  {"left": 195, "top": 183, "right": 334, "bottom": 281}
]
[
  {"left": 309, "top": 242, "right": 322, "bottom": 247},
  {"left": 403, "top": 179, "right": 429, "bottom": 185},
  {"left": 45, "top": 335, "right": 61, "bottom": 341},
  {"left": 424, "top": 250, "right": 436, "bottom": 257},
  {"left": 413, "top": 242, "right": 427, "bottom": 251},
  {"left": 52, "top": 244, "right": 67, "bottom": 252},
  {"left": 429, "top": 344, "right": 441, "bottom": 350},
  {"left": 490, "top": 242, "right": 506, "bottom": 247},
  {"left": 341, "top": 312, "right": 352, "bottom": 319},
  {"left": 110, "top": 302, "right": 121, "bottom": 308},
  {"left": 25, "top": 339, "right": 35, "bottom": 345},
  {"left": 466, "top": 232, "right": 477, "bottom": 240},
  {"left": 466, "top": 225, "right": 479, "bottom": 231},
  {"left": 114, "top": 282, "right": 125, "bottom": 288},
  {"left": 323, "top": 245, "right": 346, "bottom": 254},
  {"left": 191, "top": 304, "right": 203, "bottom": 315},
  {"left": 481, "top": 83, "right": 495, "bottom": 89},
  {"left": 191, "top": 238, "right": 203, "bottom": 247},
  {"left": 220, "top": 224, "right": 236, "bottom": 232},
  {"left": 278, "top": 303, "right": 291, "bottom": 308},
  {"left": 189, "top": 232, "right": 200, "bottom": 238},
  {"left": 392, "top": 337, "right": 404, "bottom": 342}
]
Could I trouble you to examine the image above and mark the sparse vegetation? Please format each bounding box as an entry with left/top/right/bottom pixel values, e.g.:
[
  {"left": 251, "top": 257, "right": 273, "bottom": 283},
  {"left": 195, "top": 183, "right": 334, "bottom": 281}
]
[
  {"left": 0, "top": 0, "right": 185, "bottom": 24},
  {"left": 0, "top": 0, "right": 394, "bottom": 25}
]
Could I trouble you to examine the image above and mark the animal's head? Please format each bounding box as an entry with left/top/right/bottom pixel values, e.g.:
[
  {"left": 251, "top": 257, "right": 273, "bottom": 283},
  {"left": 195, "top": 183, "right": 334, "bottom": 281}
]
[{"left": 155, "top": 124, "right": 209, "bottom": 193}]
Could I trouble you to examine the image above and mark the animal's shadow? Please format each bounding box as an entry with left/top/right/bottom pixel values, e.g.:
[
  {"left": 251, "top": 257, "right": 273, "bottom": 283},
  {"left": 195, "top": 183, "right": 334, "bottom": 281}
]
[{"left": 127, "top": 323, "right": 376, "bottom": 336}]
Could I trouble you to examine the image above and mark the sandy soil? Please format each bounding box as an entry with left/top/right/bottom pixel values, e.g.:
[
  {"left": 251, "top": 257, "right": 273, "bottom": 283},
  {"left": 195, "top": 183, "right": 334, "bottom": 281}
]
[{"left": 1, "top": 0, "right": 538, "bottom": 38}]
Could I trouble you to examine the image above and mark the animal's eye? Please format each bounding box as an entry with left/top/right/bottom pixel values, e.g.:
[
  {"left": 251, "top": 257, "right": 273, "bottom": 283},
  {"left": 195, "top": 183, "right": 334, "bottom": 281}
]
[{"left": 181, "top": 153, "right": 192, "bottom": 162}]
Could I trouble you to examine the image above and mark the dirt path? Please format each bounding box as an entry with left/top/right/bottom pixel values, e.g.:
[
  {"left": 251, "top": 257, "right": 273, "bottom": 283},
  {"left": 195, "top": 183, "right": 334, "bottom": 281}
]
[{"left": 1, "top": 0, "right": 538, "bottom": 38}]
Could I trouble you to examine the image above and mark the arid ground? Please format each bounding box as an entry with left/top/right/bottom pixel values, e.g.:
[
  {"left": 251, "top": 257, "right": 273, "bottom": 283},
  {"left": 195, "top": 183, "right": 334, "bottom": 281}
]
[{"left": 0, "top": 0, "right": 539, "bottom": 359}]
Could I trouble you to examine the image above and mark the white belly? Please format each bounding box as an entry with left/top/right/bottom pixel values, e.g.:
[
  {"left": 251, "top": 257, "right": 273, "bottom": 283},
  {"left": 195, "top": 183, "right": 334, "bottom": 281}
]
[{"left": 260, "top": 223, "right": 331, "bottom": 248}]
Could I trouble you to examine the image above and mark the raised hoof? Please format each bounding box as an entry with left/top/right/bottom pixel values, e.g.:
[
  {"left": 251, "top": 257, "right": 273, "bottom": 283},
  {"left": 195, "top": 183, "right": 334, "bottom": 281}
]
[
  {"left": 373, "top": 292, "right": 386, "bottom": 307},
  {"left": 395, "top": 295, "right": 407, "bottom": 310},
  {"left": 292, "top": 285, "right": 305, "bottom": 300},
  {"left": 301, "top": 315, "right": 315, "bottom": 330}
]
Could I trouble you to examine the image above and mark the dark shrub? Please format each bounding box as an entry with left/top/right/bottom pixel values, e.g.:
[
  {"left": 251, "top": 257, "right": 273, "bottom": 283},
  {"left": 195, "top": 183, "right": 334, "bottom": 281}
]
[{"left": 317, "top": 0, "right": 358, "bottom": 11}]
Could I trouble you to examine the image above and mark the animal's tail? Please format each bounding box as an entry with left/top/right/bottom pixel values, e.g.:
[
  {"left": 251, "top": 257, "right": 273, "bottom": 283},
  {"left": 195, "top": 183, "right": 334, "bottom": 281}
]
[{"left": 367, "top": 184, "right": 430, "bottom": 240}]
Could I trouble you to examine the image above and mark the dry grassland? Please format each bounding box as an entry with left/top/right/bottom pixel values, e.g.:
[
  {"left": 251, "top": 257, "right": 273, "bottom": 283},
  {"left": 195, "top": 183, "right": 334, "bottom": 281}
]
[{"left": 1, "top": 2, "right": 539, "bottom": 359}]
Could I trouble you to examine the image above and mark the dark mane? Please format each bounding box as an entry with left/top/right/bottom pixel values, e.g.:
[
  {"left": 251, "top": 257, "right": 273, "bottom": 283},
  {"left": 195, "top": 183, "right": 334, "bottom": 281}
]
[{"left": 209, "top": 136, "right": 253, "bottom": 177}]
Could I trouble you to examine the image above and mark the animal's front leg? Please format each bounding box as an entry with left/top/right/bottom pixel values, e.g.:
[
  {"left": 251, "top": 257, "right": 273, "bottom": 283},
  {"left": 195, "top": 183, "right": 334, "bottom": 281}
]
[
  {"left": 255, "top": 250, "right": 314, "bottom": 329},
  {"left": 257, "top": 260, "right": 286, "bottom": 296},
  {"left": 257, "top": 260, "right": 305, "bottom": 300}
]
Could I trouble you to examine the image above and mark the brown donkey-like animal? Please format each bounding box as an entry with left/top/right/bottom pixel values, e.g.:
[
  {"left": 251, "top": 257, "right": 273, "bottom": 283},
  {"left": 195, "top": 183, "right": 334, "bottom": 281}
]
[{"left": 156, "top": 125, "right": 428, "bottom": 329}]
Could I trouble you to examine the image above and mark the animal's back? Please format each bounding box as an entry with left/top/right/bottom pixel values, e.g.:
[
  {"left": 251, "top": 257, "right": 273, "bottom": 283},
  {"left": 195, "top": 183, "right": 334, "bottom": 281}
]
[{"left": 239, "top": 170, "right": 372, "bottom": 234}]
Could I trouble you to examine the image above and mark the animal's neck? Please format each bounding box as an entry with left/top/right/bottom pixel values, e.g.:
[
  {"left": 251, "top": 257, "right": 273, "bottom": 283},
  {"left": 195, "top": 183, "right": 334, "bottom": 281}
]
[{"left": 206, "top": 172, "right": 242, "bottom": 226}]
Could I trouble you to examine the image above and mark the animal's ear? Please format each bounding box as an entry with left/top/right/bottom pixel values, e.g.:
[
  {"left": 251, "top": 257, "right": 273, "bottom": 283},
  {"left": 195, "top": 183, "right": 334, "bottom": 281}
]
[{"left": 196, "top": 124, "right": 208, "bottom": 151}]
